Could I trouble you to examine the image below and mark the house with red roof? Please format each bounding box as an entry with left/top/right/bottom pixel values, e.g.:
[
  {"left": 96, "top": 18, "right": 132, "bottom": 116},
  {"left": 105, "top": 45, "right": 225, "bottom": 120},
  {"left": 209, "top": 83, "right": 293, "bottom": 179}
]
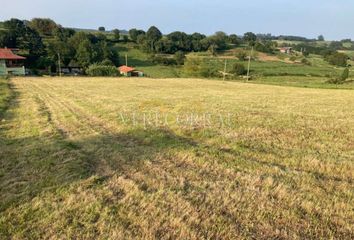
[
  {"left": 0, "top": 48, "right": 26, "bottom": 76},
  {"left": 118, "top": 65, "right": 144, "bottom": 77}
]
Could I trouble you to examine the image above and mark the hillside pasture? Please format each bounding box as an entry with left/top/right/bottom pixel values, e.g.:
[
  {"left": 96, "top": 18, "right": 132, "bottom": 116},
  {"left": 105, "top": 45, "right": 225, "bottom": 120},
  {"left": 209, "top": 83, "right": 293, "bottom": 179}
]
[{"left": 0, "top": 77, "right": 354, "bottom": 239}]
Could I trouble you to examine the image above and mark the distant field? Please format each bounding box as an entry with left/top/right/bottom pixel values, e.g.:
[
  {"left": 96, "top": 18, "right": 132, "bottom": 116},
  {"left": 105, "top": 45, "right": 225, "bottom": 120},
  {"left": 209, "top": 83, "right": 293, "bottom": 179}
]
[
  {"left": 1, "top": 77, "right": 354, "bottom": 239},
  {"left": 114, "top": 42, "right": 351, "bottom": 86},
  {"left": 115, "top": 43, "right": 182, "bottom": 78},
  {"left": 248, "top": 76, "right": 354, "bottom": 89}
]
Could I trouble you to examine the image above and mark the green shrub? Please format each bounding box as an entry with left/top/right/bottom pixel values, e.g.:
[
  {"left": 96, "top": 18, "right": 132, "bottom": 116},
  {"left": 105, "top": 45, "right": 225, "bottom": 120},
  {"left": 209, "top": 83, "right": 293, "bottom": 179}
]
[
  {"left": 289, "top": 56, "right": 297, "bottom": 62},
  {"left": 301, "top": 58, "right": 311, "bottom": 65},
  {"left": 327, "top": 68, "right": 349, "bottom": 84},
  {"left": 174, "top": 51, "right": 186, "bottom": 65},
  {"left": 100, "top": 59, "right": 115, "bottom": 66},
  {"left": 86, "top": 64, "right": 118, "bottom": 76},
  {"left": 183, "top": 58, "right": 219, "bottom": 78},
  {"left": 325, "top": 52, "right": 348, "bottom": 67},
  {"left": 341, "top": 67, "right": 349, "bottom": 81},
  {"left": 150, "top": 55, "right": 177, "bottom": 66},
  {"left": 235, "top": 50, "right": 248, "bottom": 61},
  {"left": 231, "top": 63, "right": 246, "bottom": 76},
  {"left": 0, "top": 77, "right": 11, "bottom": 118}
]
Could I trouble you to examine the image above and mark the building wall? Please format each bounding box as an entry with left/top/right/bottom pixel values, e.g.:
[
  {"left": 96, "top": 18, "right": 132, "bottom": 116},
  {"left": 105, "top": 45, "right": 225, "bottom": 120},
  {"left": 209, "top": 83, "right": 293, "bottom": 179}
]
[
  {"left": 0, "top": 60, "right": 6, "bottom": 75},
  {"left": 7, "top": 66, "right": 25, "bottom": 75},
  {"left": 0, "top": 60, "right": 25, "bottom": 76}
]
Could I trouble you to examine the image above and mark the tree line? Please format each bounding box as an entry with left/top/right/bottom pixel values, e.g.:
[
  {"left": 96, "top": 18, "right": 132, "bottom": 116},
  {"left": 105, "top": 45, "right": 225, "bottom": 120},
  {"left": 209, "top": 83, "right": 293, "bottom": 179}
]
[
  {"left": 0, "top": 18, "right": 351, "bottom": 75},
  {"left": 0, "top": 18, "right": 119, "bottom": 74}
]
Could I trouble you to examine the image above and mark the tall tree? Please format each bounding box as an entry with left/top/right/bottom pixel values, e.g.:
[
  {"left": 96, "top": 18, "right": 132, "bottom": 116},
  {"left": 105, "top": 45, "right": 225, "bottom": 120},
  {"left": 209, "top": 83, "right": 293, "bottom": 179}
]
[
  {"left": 29, "top": 18, "right": 58, "bottom": 36},
  {"left": 112, "top": 29, "right": 120, "bottom": 41},
  {"left": 146, "top": 26, "right": 162, "bottom": 52},
  {"left": 2, "top": 19, "right": 45, "bottom": 66},
  {"left": 243, "top": 32, "right": 257, "bottom": 46},
  {"left": 129, "top": 29, "right": 145, "bottom": 42},
  {"left": 76, "top": 39, "right": 96, "bottom": 68},
  {"left": 318, "top": 35, "right": 325, "bottom": 41}
]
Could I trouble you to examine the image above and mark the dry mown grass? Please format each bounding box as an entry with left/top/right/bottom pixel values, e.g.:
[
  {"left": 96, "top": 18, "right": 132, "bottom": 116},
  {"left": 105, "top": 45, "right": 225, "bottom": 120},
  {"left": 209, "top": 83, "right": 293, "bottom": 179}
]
[{"left": 1, "top": 77, "right": 354, "bottom": 239}]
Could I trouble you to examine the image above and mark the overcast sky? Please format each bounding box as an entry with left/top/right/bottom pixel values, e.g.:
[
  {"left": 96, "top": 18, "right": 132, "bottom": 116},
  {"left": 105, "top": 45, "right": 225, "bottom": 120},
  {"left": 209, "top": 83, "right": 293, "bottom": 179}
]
[{"left": 1, "top": 0, "right": 353, "bottom": 40}]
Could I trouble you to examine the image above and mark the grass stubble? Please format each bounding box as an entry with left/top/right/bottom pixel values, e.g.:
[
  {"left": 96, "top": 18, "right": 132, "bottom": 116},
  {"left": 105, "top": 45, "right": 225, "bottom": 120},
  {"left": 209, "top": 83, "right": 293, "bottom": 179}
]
[{"left": 0, "top": 77, "right": 353, "bottom": 239}]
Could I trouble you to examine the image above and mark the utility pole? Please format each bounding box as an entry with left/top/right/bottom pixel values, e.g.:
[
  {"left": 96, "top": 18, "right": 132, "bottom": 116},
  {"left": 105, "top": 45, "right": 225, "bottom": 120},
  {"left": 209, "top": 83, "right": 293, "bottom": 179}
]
[
  {"left": 246, "top": 47, "right": 253, "bottom": 81},
  {"left": 125, "top": 54, "right": 128, "bottom": 66},
  {"left": 57, "top": 53, "right": 62, "bottom": 77}
]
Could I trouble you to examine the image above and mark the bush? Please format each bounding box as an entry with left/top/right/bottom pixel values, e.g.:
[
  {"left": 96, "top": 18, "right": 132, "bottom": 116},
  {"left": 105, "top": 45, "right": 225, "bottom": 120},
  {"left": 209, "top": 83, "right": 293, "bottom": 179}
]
[
  {"left": 231, "top": 63, "right": 246, "bottom": 76},
  {"left": 183, "top": 58, "right": 219, "bottom": 78},
  {"left": 301, "top": 58, "right": 311, "bottom": 65},
  {"left": 325, "top": 52, "right": 348, "bottom": 67},
  {"left": 289, "top": 56, "right": 297, "bottom": 62},
  {"left": 100, "top": 59, "right": 115, "bottom": 66},
  {"left": 254, "top": 41, "right": 275, "bottom": 54},
  {"left": 327, "top": 68, "right": 350, "bottom": 84},
  {"left": 86, "top": 64, "right": 118, "bottom": 76},
  {"left": 151, "top": 55, "right": 177, "bottom": 66},
  {"left": 235, "top": 50, "right": 248, "bottom": 61},
  {"left": 341, "top": 67, "right": 349, "bottom": 81},
  {"left": 174, "top": 51, "right": 186, "bottom": 65}
]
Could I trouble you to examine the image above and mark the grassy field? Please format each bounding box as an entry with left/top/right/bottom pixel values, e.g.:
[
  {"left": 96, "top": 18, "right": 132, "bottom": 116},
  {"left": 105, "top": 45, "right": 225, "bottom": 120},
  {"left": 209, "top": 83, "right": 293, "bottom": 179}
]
[
  {"left": 248, "top": 76, "right": 354, "bottom": 89},
  {"left": 115, "top": 43, "right": 183, "bottom": 78},
  {"left": 1, "top": 77, "right": 354, "bottom": 239},
  {"left": 0, "top": 77, "right": 12, "bottom": 117}
]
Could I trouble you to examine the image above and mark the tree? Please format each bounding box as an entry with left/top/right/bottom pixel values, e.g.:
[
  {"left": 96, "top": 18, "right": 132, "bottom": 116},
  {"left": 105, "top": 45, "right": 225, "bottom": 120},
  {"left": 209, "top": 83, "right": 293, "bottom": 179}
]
[
  {"left": 96, "top": 33, "right": 107, "bottom": 42},
  {"left": 2, "top": 19, "right": 45, "bottom": 67},
  {"left": 53, "top": 27, "right": 75, "bottom": 41},
  {"left": 122, "top": 35, "right": 129, "bottom": 42},
  {"left": 68, "top": 32, "right": 91, "bottom": 49},
  {"left": 254, "top": 41, "right": 275, "bottom": 54},
  {"left": 243, "top": 32, "right": 257, "bottom": 46},
  {"left": 190, "top": 32, "right": 206, "bottom": 52},
  {"left": 29, "top": 18, "right": 58, "bottom": 36},
  {"left": 211, "top": 31, "right": 228, "bottom": 50},
  {"left": 167, "top": 31, "right": 190, "bottom": 52},
  {"left": 47, "top": 39, "right": 74, "bottom": 67},
  {"left": 146, "top": 26, "right": 162, "bottom": 42},
  {"left": 76, "top": 39, "right": 96, "bottom": 68},
  {"left": 325, "top": 52, "right": 348, "bottom": 67},
  {"left": 98, "top": 26, "right": 105, "bottom": 32},
  {"left": 128, "top": 28, "right": 145, "bottom": 42},
  {"left": 97, "top": 41, "right": 119, "bottom": 66},
  {"left": 318, "top": 35, "right": 325, "bottom": 41},
  {"left": 112, "top": 29, "right": 120, "bottom": 41},
  {"left": 146, "top": 26, "right": 162, "bottom": 52},
  {"left": 228, "top": 34, "right": 239, "bottom": 45}
]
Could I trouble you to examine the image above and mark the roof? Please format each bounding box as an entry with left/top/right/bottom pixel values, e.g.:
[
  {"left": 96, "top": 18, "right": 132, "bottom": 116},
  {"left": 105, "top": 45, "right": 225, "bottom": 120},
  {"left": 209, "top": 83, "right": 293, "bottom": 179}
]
[
  {"left": 0, "top": 48, "right": 26, "bottom": 60},
  {"left": 118, "top": 65, "right": 135, "bottom": 73}
]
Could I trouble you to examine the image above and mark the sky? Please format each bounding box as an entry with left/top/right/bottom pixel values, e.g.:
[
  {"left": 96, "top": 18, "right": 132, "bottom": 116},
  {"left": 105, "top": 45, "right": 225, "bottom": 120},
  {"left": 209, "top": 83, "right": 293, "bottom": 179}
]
[{"left": 1, "top": 0, "right": 354, "bottom": 40}]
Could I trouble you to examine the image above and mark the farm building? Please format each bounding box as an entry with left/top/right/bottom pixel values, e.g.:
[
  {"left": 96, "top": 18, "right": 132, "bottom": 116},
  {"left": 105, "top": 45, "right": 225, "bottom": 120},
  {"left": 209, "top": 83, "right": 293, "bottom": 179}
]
[
  {"left": 118, "top": 65, "right": 144, "bottom": 77},
  {"left": 0, "top": 48, "right": 26, "bottom": 76},
  {"left": 279, "top": 47, "right": 293, "bottom": 54}
]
